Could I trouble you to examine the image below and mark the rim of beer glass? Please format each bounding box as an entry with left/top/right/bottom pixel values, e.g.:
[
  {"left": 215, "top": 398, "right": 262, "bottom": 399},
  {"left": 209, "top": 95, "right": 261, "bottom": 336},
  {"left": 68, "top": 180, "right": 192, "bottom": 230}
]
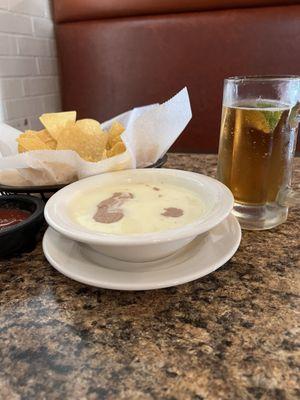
[{"left": 225, "top": 75, "right": 300, "bottom": 82}]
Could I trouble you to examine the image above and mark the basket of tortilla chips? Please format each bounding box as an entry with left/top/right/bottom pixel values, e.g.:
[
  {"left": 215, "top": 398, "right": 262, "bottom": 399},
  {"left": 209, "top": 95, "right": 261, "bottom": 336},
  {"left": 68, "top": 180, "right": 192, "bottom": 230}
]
[{"left": 0, "top": 88, "right": 191, "bottom": 187}]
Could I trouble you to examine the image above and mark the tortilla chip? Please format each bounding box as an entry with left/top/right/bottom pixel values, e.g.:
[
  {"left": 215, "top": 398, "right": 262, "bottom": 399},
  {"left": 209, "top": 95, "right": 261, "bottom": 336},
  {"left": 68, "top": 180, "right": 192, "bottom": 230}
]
[
  {"left": 107, "top": 121, "right": 125, "bottom": 149},
  {"left": 56, "top": 122, "right": 107, "bottom": 162},
  {"left": 39, "top": 111, "right": 76, "bottom": 140},
  {"left": 17, "top": 136, "right": 52, "bottom": 152},
  {"left": 76, "top": 119, "right": 104, "bottom": 135},
  {"left": 107, "top": 141, "right": 126, "bottom": 157},
  {"left": 36, "top": 129, "right": 57, "bottom": 149}
]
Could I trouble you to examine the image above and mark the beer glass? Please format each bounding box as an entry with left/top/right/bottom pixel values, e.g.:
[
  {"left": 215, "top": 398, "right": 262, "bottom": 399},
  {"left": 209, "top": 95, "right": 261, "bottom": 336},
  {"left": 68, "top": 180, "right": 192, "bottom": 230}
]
[{"left": 217, "top": 76, "right": 300, "bottom": 230}]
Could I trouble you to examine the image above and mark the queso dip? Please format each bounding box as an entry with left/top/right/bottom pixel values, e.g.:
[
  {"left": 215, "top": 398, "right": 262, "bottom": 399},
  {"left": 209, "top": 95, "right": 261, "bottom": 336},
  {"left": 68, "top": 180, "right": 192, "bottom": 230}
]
[{"left": 70, "top": 183, "right": 205, "bottom": 234}]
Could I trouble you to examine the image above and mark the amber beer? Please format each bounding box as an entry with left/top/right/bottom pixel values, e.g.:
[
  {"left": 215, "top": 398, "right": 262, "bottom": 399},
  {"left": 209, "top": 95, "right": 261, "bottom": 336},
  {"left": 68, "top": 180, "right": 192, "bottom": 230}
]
[{"left": 217, "top": 101, "right": 295, "bottom": 205}]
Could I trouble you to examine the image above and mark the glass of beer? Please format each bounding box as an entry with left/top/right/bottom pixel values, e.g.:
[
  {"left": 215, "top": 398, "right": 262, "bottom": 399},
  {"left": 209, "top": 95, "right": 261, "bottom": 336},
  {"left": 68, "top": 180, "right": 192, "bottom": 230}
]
[{"left": 217, "top": 76, "right": 300, "bottom": 230}]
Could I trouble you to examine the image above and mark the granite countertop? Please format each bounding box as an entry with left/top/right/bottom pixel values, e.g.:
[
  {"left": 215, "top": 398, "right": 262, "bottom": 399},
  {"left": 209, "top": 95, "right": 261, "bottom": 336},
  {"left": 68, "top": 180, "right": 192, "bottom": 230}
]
[{"left": 0, "top": 154, "right": 299, "bottom": 400}]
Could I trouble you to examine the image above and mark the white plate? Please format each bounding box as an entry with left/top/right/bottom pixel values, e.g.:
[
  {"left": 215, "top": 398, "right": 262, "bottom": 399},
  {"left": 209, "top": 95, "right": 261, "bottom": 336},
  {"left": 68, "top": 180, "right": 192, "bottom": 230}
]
[{"left": 43, "top": 214, "right": 241, "bottom": 291}]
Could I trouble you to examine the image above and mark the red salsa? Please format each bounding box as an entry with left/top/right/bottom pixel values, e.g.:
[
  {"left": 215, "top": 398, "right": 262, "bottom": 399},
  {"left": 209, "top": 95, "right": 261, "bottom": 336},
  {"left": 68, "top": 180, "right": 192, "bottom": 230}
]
[{"left": 0, "top": 208, "right": 31, "bottom": 230}]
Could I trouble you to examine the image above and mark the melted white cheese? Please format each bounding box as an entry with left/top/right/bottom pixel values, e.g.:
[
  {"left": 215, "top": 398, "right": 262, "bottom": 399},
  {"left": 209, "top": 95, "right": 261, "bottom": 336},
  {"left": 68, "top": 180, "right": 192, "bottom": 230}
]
[{"left": 70, "top": 183, "right": 206, "bottom": 234}]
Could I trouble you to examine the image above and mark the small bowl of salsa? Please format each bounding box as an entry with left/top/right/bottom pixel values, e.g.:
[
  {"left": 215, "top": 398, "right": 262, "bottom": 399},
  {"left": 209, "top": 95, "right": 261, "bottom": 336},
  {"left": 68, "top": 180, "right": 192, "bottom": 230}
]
[{"left": 0, "top": 195, "right": 44, "bottom": 258}]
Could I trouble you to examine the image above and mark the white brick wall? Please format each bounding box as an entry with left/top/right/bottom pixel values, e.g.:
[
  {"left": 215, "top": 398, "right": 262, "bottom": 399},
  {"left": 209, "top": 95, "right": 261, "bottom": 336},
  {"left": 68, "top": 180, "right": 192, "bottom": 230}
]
[{"left": 0, "top": 0, "right": 61, "bottom": 131}]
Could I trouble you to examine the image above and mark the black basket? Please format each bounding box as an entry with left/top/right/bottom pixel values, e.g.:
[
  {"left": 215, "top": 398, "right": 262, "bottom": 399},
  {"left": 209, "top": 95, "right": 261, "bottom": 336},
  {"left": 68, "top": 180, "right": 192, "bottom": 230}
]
[{"left": 0, "top": 154, "right": 168, "bottom": 201}]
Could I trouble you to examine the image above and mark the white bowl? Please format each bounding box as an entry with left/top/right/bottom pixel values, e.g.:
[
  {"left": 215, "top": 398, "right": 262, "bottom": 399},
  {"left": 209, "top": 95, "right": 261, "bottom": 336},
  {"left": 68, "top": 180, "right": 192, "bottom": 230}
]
[{"left": 44, "top": 168, "right": 234, "bottom": 262}]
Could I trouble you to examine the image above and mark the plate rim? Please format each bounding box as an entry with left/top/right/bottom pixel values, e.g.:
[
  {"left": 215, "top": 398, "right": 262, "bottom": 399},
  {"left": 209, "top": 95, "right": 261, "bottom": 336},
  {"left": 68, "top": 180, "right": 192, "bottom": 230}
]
[{"left": 43, "top": 214, "right": 241, "bottom": 291}]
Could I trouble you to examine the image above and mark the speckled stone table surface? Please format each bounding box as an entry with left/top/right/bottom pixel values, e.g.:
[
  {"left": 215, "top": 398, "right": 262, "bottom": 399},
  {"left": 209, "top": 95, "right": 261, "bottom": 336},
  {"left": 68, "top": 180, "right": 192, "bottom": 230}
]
[{"left": 0, "top": 154, "right": 299, "bottom": 400}]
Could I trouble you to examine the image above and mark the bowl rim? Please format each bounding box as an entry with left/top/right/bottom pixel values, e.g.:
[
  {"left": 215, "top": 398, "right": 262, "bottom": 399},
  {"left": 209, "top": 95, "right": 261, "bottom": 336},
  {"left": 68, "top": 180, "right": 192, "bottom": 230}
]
[
  {"left": 45, "top": 169, "right": 234, "bottom": 246},
  {"left": 0, "top": 194, "right": 44, "bottom": 237}
]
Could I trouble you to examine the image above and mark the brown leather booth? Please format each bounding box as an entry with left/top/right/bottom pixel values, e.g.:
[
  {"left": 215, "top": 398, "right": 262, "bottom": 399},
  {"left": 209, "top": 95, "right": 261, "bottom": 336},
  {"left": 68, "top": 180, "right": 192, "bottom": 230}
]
[{"left": 53, "top": 0, "right": 300, "bottom": 152}]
